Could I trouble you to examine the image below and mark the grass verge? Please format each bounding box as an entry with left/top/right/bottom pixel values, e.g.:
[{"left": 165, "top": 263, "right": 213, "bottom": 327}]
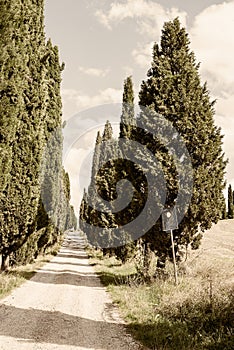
[
  {"left": 89, "top": 250, "right": 234, "bottom": 350},
  {"left": 0, "top": 254, "right": 53, "bottom": 300}
]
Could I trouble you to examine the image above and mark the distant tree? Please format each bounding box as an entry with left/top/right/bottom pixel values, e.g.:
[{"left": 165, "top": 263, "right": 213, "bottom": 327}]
[
  {"left": 102, "top": 120, "right": 113, "bottom": 141},
  {"left": 79, "top": 188, "right": 88, "bottom": 233},
  {"left": 221, "top": 201, "right": 227, "bottom": 220},
  {"left": 228, "top": 184, "right": 234, "bottom": 219},
  {"left": 80, "top": 78, "right": 147, "bottom": 258},
  {"left": 120, "top": 76, "right": 135, "bottom": 139},
  {"left": 80, "top": 123, "right": 117, "bottom": 247}
]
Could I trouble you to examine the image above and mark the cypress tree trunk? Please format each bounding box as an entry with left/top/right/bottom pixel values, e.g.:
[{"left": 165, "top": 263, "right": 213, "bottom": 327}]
[{"left": 1, "top": 254, "right": 9, "bottom": 272}]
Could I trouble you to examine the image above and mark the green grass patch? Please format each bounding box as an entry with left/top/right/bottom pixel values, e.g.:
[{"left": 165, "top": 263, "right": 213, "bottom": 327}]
[{"left": 90, "top": 250, "right": 234, "bottom": 350}]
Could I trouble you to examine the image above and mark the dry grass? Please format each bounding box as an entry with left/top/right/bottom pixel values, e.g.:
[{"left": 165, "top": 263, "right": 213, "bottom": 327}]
[
  {"left": 91, "top": 220, "right": 234, "bottom": 349},
  {"left": 0, "top": 255, "right": 53, "bottom": 299}
]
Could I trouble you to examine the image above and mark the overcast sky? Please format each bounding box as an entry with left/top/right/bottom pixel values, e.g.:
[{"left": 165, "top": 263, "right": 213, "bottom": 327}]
[{"left": 44, "top": 0, "right": 234, "bottom": 213}]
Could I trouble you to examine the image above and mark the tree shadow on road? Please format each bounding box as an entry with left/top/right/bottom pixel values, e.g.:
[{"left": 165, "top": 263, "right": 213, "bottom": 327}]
[
  {"left": 30, "top": 270, "right": 103, "bottom": 288},
  {"left": 56, "top": 253, "right": 88, "bottom": 259},
  {"left": 0, "top": 304, "right": 142, "bottom": 349},
  {"left": 51, "top": 261, "right": 90, "bottom": 267}
]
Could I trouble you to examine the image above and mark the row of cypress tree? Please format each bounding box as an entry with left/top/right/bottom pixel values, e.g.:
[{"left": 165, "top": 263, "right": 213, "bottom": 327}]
[
  {"left": 227, "top": 184, "right": 234, "bottom": 219},
  {"left": 80, "top": 18, "right": 227, "bottom": 270},
  {"left": 0, "top": 0, "right": 76, "bottom": 271}
]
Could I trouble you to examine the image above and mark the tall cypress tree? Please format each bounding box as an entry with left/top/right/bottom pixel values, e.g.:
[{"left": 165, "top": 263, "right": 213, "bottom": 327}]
[
  {"left": 115, "top": 76, "right": 142, "bottom": 260},
  {"left": 97, "top": 120, "right": 116, "bottom": 202},
  {"left": 90, "top": 131, "right": 102, "bottom": 191},
  {"left": 0, "top": 1, "right": 19, "bottom": 193},
  {"left": 0, "top": 0, "right": 47, "bottom": 269},
  {"left": 80, "top": 80, "right": 149, "bottom": 253},
  {"left": 81, "top": 120, "right": 126, "bottom": 248},
  {"left": 228, "top": 184, "right": 233, "bottom": 219},
  {"left": 0, "top": 0, "right": 75, "bottom": 269},
  {"left": 39, "top": 40, "right": 65, "bottom": 237},
  {"left": 138, "top": 18, "right": 227, "bottom": 262}
]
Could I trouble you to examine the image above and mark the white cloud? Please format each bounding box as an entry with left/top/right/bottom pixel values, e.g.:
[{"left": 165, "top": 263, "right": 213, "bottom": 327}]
[
  {"left": 189, "top": 2, "right": 234, "bottom": 187},
  {"left": 132, "top": 41, "right": 154, "bottom": 68},
  {"left": 97, "top": 0, "right": 187, "bottom": 68},
  {"left": 75, "top": 88, "right": 122, "bottom": 109},
  {"left": 95, "top": 0, "right": 187, "bottom": 37},
  {"left": 64, "top": 134, "right": 98, "bottom": 214},
  {"left": 79, "top": 66, "right": 109, "bottom": 77},
  {"left": 216, "top": 94, "right": 234, "bottom": 127},
  {"left": 190, "top": 1, "right": 234, "bottom": 92},
  {"left": 62, "top": 88, "right": 122, "bottom": 113},
  {"left": 95, "top": 9, "right": 112, "bottom": 30},
  {"left": 122, "top": 65, "right": 134, "bottom": 76}
]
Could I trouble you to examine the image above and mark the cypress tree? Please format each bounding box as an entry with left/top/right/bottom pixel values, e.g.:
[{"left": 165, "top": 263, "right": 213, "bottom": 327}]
[
  {"left": 228, "top": 184, "right": 233, "bottom": 219},
  {"left": 0, "top": 0, "right": 47, "bottom": 269},
  {"left": 120, "top": 76, "right": 135, "bottom": 139},
  {"left": 80, "top": 79, "right": 149, "bottom": 254},
  {"left": 80, "top": 121, "right": 121, "bottom": 248},
  {"left": 221, "top": 201, "right": 227, "bottom": 220},
  {"left": 79, "top": 188, "right": 88, "bottom": 233},
  {"left": 0, "top": 0, "right": 75, "bottom": 269},
  {"left": 102, "top": 120, "right": 113, "bottom": 141},
  {"left": 36, "top": 40, "right": 76, "bottom": 253},
  {"left": 0, "top": 1, "right": 19, "bottom": 193},
  {"left": 79, "top": 79, "right": 148, "bottom": 253},
  {"left": 39, "top": 40, "right": 65, "bottom": 238},
  {"left": 137, "top": 18, "right": 227, "bottom": 263},
  {"left": 114, "top": 76, "right": 139, "bottom": 261},
  {"left": 90, "top": 131, "right": 102, "bottom": 190},
  {"left": 98, "top": 120, "right": 116, "bottom": 202}
]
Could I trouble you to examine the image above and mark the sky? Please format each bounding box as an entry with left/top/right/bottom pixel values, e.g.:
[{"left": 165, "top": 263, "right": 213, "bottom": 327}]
[{"left": 44, "top": 0, "right": 234, "bottom": 213}]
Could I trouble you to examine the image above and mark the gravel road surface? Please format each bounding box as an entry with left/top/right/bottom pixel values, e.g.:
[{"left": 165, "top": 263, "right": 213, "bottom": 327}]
[{"left": 0, "top": 232, "right": 144, "bottom": 350}]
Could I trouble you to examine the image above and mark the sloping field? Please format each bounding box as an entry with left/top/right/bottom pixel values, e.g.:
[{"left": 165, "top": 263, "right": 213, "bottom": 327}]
[
  {"left": 201, "top": 219, "right": 234, "bottom": 258},
  {"left": 185, "top": 219, "right": 234, "bottom": 286}
]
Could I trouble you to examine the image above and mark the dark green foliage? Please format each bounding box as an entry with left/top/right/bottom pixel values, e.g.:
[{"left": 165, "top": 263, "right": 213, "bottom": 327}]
[
  {"left": 0, "top": 0, "right": 76, "bottom": 270},
  {"left": 228, "top": 184, "right": 233, "bottom": 219},
  {"left": 221, "top": 201, "right": 227, "bottom": 220},
  {"left": 0, "top": 0, "right": 47, "bottom": 269},
  {"left": 0, "top": 1, "right": 19, "bottom": 193},
  {"left": 80, "top": 79, "right": 138, "bottom": 253},
  {"left": 80, "top": 122, "right": 119, "bottom": 247},
  {"left": 79, "top": 19, "right": 226, "bottom": 270},
  {"left": 11, "top": 231, "right": 41, "bottom": 266},
  {"left": 137, "top": 18, "right": 227, "bottom": 263},
  {"left": 115, "top": 76, "right": 140, "bottom": 261}
]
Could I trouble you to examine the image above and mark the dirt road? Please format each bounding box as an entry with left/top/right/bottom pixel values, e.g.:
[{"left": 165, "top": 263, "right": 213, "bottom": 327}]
[{"left": 0, "top": 232, "right": 143, "bottom": 350}]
